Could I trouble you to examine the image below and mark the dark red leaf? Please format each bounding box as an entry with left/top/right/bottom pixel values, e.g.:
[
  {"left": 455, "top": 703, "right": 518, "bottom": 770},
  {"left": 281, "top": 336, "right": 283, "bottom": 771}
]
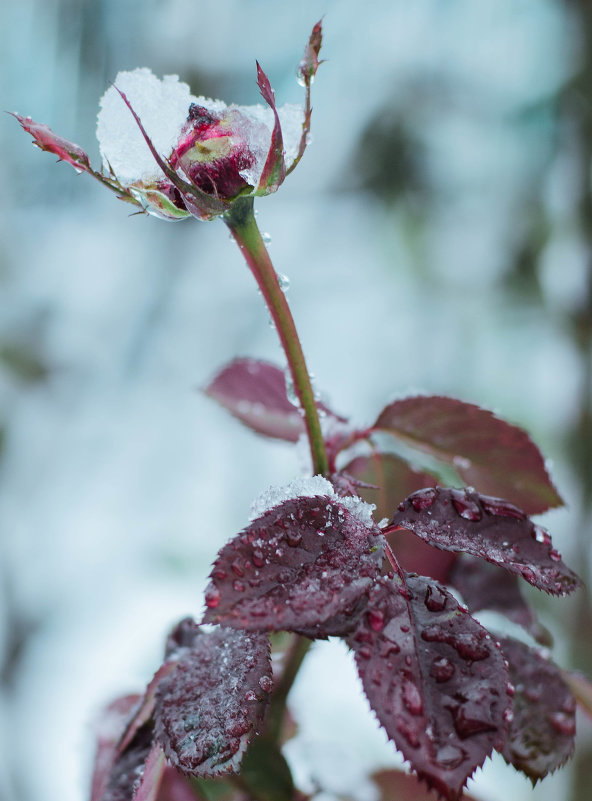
[
  {"left": 342, "top": 454, "right": 454, "bottom": 582},
  {"left": 204, "top": 358, "right": 344, "bottom": 443},
  {"left": 500, "top": 637, "right": 576, "bottom": 782},
  {"left": 156, "top": 767, "right": 201, "bottom": 801},
  {"left": 164, "top": 617, "right": 201, "bottom": 658},
  {"left": 204, "top": 358, "right": 304, "bottom": 442},
  {"left": 134, "top": 745, "right": 167, "bottom": 801},
  {"left": 255, "top": 64, "right": 286, "bottom": 194},
  {"left": 11, "top": 113, "right": 92, "bottom": 172},
  {"left": 91, "top": 695, "right": 142, "bottom": 801},
  {"left": 373, "top": 396, "right": 562, "bottom": 514},
  {"left": 449, "top": 555, "right": 552, "bottom": 646},
  {"left": 350, "top": 574, "right": 512, "bottom": 801},
  {"left": 371, "top": 768, "right": 479, "bottom": 801},
  {"left": 342, "top": 453, "right": 438, "bottom": 522},
  {"left": 390, "top": 487, "right": 580, "bottom": 596},
  {"left": 154, "top": 627, "right": 272, "bottom": 776},
  {"left": 388, "top": 529, "right": 458, "bottom": 586},
  {"left": 101, "top": 722, "right": 159, "bottom": 801},
  {"left": 203, "top": 495, "right": 384, "bottom": 637},
  {"left": 118, "top": 661, "right": 180, "bottom": 754}
]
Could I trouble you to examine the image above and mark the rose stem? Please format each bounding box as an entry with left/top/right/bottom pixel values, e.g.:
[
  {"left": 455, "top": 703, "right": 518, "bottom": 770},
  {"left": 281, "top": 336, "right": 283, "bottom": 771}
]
[{"left": 223, "top": 196, "right": 328, "bottom": 477}]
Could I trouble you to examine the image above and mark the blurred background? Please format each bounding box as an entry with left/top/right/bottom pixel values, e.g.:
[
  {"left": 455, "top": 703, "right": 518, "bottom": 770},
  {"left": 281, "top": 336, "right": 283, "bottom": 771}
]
[{"left": 1, "top": 1, "right": 591, "bottom": 800}]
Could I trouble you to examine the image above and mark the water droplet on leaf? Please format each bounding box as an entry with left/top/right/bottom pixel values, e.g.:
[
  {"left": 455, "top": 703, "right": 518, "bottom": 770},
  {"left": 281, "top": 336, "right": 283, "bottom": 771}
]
[
  {"left": 410, "top": 488, "right": 437, "bottom": 511},
  {"left": 368, "top": 608, "right": 385, "bottom": 631},
  {"left": 436, "top": 744, "right": 465, "bottom": 770},
  {"left": 549, "top": 711, "right": 575, "bottom": 736},
  {"left": 424, "top": 585, "right": 447, "bottom": 612},
  {"left": 430, "top": 657, "right": 455, "bottom": 682},
  {"left": 258, "top": 675, "right": 273, "bottom": 693},
  {"left": 205, "top": 586, "right": 221, "bottom": 609},
  {"left": 402, "top": 679, "right": 423, "bottom": 715}
]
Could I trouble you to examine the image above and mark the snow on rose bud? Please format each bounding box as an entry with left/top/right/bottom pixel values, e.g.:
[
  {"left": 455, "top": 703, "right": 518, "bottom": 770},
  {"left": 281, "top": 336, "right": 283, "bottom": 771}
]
[{"left": 11, "top": 21, "right": 323, "bottom": 222}]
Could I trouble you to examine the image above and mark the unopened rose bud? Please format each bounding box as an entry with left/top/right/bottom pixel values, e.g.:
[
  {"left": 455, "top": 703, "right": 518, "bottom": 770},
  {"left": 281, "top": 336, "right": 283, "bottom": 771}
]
[{"left": 170, "top": 104, "right": 256, "bottom": 201}]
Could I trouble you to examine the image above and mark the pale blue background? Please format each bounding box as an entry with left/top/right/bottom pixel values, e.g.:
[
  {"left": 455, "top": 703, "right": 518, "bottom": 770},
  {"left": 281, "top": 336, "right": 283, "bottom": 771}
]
[{"left": 1, "top": 2, "right": 590, "bottom": 801}]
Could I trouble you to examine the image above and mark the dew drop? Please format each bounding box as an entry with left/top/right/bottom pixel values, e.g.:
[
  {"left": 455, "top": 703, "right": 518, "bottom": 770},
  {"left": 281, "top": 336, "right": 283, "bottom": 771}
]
[
  {"left": 549, "top": 548, "right": 562, "bottom": 562},
  {"left": 453, "top": 633, "right": 490, "bottom": 662},
  {"left": 430, "top": 657, "right": 455, "bottom": 683},
  {"left": 436, "top": 744, "right": 465, "bottom": 770},
  {"left": 453, "top": 704, "right": 496, "bottom": 738},
  {"left": 233, "top": 580, "right": 245, "bottom": 592},
  {"left": 410, "top": 488, "right": 437, "bottom": 512},
  {"left": 402, "top": 679, "right": 423, "bottom": 715},
  {"left": 286, "top": 529, "right": 302, "bottom": 547},
  {"left": 252, "top": 549, "right": 265, "bottom": 568},
  {"left": 482, "top": 497, "right": 525, "bottom": 519},
  {"left": 533, "top": 525, "right": 552, "bottom": 545},
  {"left": 231, "top": 559, "right": 245, "bottom": 578},
  {"left": 244, "top": 690, "right": 257, "bottom": 701},
  {"left": 368, "top": 608, "right": 385, "bottom": 632},
  {"left": 451, "top": 491, "right": 482, "bottom": 521},
  {"left": 424, "top": 585, "right": 447, "bottom": 613},
  {"left": 262, "top": 231, "right": 272, "bottom": 244},
  {"left": 400, "top": 624, "right": 410, "bottom": 633},
  {"left": 212, "top": 568, "right": 227, "bottom": 580},
  {"left": 358, "top": 645, "right": 372, "bottom": 660},
  {"left": 258, "top": 675, "right": 274, "bottom": 693},
  {"left": 549, "top": 711, "right": 576, "bottom": 737},
  {"left": 205, "top": 586, "right": 221, "bottom": 609},
  {"left": 277, "top": 272, "right": 290, "bottom": 293}
]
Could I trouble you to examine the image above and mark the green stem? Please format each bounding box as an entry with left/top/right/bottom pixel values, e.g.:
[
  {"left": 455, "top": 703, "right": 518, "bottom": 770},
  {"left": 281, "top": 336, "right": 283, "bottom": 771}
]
[{"left": 223, "top": 196, "right": 329, "bottom": 476}]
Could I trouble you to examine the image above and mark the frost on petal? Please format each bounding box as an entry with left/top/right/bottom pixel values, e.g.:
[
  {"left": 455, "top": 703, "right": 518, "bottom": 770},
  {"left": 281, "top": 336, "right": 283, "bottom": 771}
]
[
  {"left": 231, "top": 103, "right": 303, "bottom": 189},
  {"left": 97, "top": 68, "right": 221, "bottom": 185}
]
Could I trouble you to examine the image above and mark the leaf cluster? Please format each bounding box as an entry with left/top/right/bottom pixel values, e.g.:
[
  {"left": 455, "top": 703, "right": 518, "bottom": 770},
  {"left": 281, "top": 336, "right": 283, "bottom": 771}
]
[{"left": 93, "top": 357, "right": 586, "bottom": 801}]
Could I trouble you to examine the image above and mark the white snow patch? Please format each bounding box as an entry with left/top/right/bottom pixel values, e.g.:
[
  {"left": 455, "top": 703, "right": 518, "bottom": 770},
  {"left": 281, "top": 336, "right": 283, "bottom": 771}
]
[
  {"left": 249, "top": 474, "right": 376, "bottom": 529},
  {"left": 97, "top": 68, "right": 225, "bottom": 184},
  {"left": 249, "top": 475, "right": 334, "bottom": 520},
  {"left": 96, "top": 68, "right": 304, "bottom": 188},
  {"left": 339, "top": 495, "right": 377, "bottom": 528}
]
